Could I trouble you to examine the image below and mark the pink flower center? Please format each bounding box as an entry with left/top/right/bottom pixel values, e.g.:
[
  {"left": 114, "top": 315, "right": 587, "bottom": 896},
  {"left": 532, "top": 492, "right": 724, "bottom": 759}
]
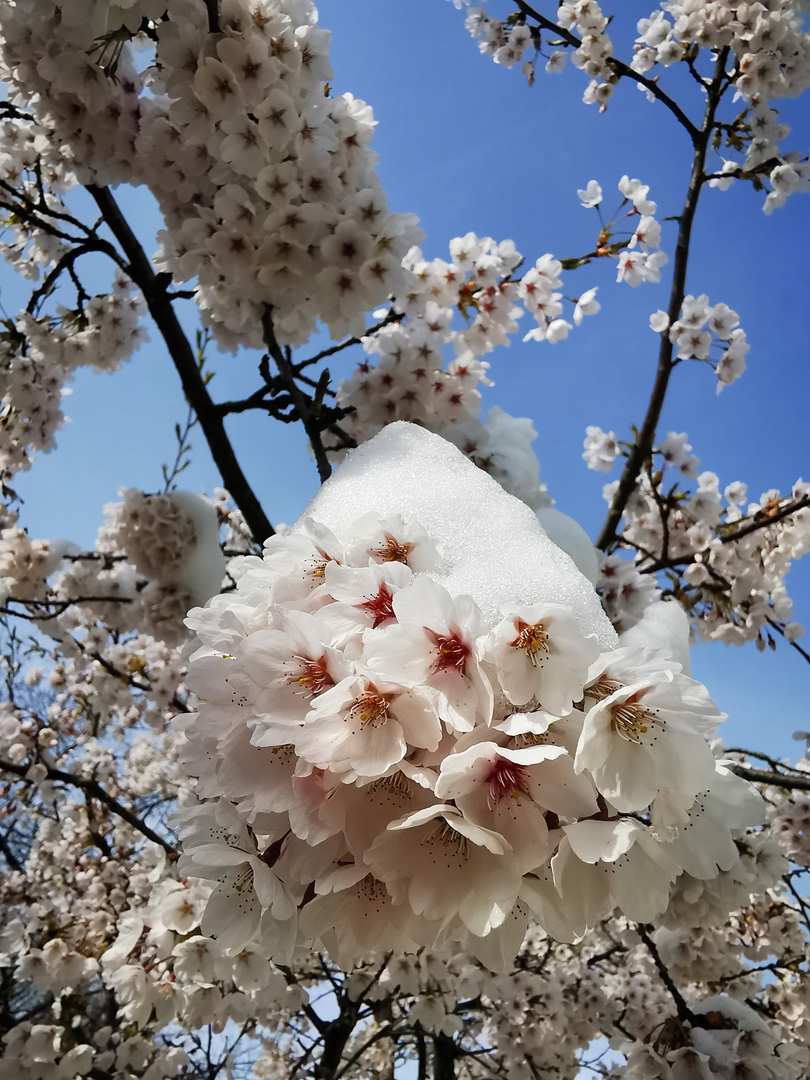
[
  {"left": 425, "top": 628, "right": 471, "bottom": 676},
  {"left": 289, "top": 655, "right": 333, "bottom": 697},
  {"left": 485, "top": 757, "right": 531, "bottom": 808}
]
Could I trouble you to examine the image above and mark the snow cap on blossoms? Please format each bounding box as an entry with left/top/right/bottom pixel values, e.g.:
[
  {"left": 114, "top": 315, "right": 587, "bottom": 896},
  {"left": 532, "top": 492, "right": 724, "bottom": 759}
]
[{"left": 297, "top": 422, "right": 616, "bottom": 645}]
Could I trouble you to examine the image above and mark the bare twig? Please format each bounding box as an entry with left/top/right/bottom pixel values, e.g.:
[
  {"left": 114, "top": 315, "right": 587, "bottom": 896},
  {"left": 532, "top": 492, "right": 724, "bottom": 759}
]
[{"left": 262, "top": 307, "right": 333, "bottom": 484}]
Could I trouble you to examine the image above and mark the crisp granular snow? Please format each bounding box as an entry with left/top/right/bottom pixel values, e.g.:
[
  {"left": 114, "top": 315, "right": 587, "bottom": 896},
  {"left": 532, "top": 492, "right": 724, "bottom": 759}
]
[{"left": 296, "top": 423, "right": 617, "bottom": 649}]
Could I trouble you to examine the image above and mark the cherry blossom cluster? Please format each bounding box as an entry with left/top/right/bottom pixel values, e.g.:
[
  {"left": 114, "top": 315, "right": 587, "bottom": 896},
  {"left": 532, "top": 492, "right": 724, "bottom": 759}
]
[
  {"left": 617, "top": 994, "right": 807, "bottom": 1080},
  {"left": 0, "top": 0, "right": 422, "bottom": 349},
  {"left": 174, "top": 424, "right": 764, "bottom": 968},
  {"left": 336, "top": 234, "right": 600, "bottom": 507},
  {"left": 632, "top": 1, "right": 810, "bottom": 119},
  {"left": 455, "top": 0, "right": 810, "bottom": 211},
  {"left": 53, "top": 489, "right": 226, "bottom": 646},
  {"left": 651, "top": 294, "right": 750, "bottom": 390},
  {"left": 597, "top": 433, "right": 810, "bottom": 644},
  {"left": 0, "top": 275, "right": 145, "bottom": 483},
  {"left": 578, "top": 175, "right": 669, "bottom": 287},
  {"left": 460, "top": 1, "right": 615, "bottom": 105}
]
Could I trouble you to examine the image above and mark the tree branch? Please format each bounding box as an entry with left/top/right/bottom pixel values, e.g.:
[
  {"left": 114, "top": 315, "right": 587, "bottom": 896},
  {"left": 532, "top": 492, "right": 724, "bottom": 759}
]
[
  {"left": 0, "top": 756, "right": 177, "bottom": 855},
  {"left": 86, "top": 185, "right": 275, "bottom": 543},
  {"left": 597, "top": 49, "right": 730, "bottom": 550},
  {"left": 432, "top": 1034, "right": 457, "bottom": 1080},
  {"left": 637, "top": 924, "right": 696, "bottom": 1026},
  {"left": 514, "top": 1, "right": 699, "bottom": 139},
  {"left": 261, "top": 307, "right": 333, "bottom": 484},
  {"left": 726, "top": 762, "right": 810, "bottom": 793}
]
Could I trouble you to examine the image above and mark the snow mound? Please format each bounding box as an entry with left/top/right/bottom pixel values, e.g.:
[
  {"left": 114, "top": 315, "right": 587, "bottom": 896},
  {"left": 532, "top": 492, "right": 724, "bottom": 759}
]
[{"left": 297, "top": 423, "right": 617, "bottom": 649}]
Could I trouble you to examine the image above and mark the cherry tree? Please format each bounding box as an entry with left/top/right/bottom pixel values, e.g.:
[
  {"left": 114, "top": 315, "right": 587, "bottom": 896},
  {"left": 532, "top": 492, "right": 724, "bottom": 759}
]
[{"left": 0, "top": 2, "right": 808, "bottom": 1079}]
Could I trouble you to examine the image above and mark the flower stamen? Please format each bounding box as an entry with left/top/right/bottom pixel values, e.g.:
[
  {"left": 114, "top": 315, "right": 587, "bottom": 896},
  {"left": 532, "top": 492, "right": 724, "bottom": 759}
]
[
  {"left": 287, "top": 655, "right": 333, "bottom": 696},
  {"left": 511, "top": 619, "right": 551, "bottom": 667},
  {"left": 371, "top": 534, "right": 414, "bottom": 564},
  {"left": 609, "top": 689, "right": 664, "bottom": 743},
  {"left": 485, "top": 756, "right": 532, "bottom": 808},
  {"left": 348, "top": 686, "right": 393, "bottom": 727},
  {"left": 425, "top": 628, "right": 471, "bottom": 675},
  {"left": 588, "top": 673, "right": 624, "bottom": 701}
]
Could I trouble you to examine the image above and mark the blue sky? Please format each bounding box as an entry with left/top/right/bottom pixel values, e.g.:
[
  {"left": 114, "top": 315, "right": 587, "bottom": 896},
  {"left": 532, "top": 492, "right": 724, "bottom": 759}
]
[{"left": 6, "top": 0, "right": 810, "bottom": 758}]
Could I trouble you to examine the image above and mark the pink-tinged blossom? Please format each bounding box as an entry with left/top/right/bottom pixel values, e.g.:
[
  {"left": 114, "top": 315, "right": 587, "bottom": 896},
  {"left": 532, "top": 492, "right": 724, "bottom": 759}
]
[
  {"left": 292, "top": 674, "right": 442, "bottom": 780},
  {"left": 238, "top": 608, "right": 350, "bottom": 736},
  {"left": 484, "top": 602, "right": 600, "bottom": 712},
  {"left": 574, "top": 669, "right": 722, "bottom": 812},
  {"left": 363, "top": 576, "right": 493, "bottom": 731},
  {"left": 344, "top": 512, "right": 443, "bottom": 572},
  {"left": 365, "top": 803, "right": 522, "bottom": 937},
  {"left": 435, "top": 733, "right": 598, "bottom": 871}
]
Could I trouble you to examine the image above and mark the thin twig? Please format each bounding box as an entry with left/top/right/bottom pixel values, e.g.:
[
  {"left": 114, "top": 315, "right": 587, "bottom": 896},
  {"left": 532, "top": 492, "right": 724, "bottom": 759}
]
[
  {"left": 0, "top": 755, "right": 177, "bottom": 855},
  {"left": 86, "top": 185, "right": 275, "bottom": 543},
  {"left": 637, "top": 924, "right": 696, "bottom": 1025},
  {"left": 262, "top": 307, "right": 333, "bottom": 484},
  {"left": 514, "top": 1, "right": 699, "bottom": 138},
  {"left": 597, "top": 49, "right": 730, "bottom": 550}
]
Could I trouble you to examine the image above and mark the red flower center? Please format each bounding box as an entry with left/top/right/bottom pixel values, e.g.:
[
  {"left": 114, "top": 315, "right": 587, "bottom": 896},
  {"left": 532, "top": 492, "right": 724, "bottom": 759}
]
[
  {"left": 425, "top": 628, "right": 471, "bottom": 676},
  {"left": 485, "top": 757, "right": 531, "bottom": 808},
  {"left": 358, "top": 582, "right": 395, "bottom": 628}
]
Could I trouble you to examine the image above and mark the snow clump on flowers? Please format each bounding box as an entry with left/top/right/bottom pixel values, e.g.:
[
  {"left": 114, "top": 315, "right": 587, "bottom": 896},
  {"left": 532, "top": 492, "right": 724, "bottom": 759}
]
[
  {"left": 175, "top": 423, "right": 763, "bottom": 967},
  {"left": 52, "top": 489, "right": 226, "bottom": 647}
]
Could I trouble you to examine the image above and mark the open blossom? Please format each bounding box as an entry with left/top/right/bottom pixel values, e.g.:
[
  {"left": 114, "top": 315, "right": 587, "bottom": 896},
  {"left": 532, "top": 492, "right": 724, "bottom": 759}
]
[
  {"left": 577, "top": 180, "right": 603, "bottom": 207},
  {"left": 574, "top": 668, "right": 723, "bottom": 813},
  {"left": 583, "top": 426, "right": 619, "bottom": 472},
  {"left": 483, "top": 602, "right": 599, "bottom": 711},
  {"left": 363, "top": 576, "right": 493, "bottom": 731}
]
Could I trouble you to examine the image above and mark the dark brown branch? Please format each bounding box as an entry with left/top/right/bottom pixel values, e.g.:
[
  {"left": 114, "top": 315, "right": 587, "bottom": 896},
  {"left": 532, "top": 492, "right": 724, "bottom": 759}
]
[
  {"left": 86, "top": 185, "right": 274, "bottom": 543},
  {"left": 637, "top": 924, "right": 696, "bottom": 1025},
  {"left": 334, "top": 1024, "right": 395, "bottom": 1080},
  {"left": 0, "top": 756, "right": 177, "bottom": 854},
  {"left": 0, "top": 826, "right": 24, "bottom": 872},
  {"left": 514, "top": 1, "right": 698, "bottom": 139},
  {"left": 262, "top": 307, "right": 333, "bottom": 484},
  {"left": 432, "top": 1034, "right": 457, "bottom": 1080},
  {"left": 204, "top": 0, "right": 220, "bottom": 34},
  {"left": 726, "top": 763, "right": 810, "bottom": 793},
  {"left": 633, "top": 493, "right": 810, "bottom": 574},
  {"left": 597, "top": 49, "right": 730, "bottom": 550},
  {"left": 26, "top": 243, "right": 102, "bottom": 314},
  {"left": 725, "top": 494, "right": 810, "bottom": 544},
  {"left": 297, "top": 307, "right": 404, "bottom": 371}
]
